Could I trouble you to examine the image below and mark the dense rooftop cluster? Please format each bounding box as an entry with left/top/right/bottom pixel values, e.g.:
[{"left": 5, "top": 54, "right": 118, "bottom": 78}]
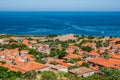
[{"left": 0, "top": 34, "right": 120, "bottom": 79}]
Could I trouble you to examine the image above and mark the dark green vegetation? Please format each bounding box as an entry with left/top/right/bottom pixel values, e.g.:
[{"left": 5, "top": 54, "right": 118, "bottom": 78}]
[
  {"left": 81, "top": 46, "right": 93, "bottom": 52},
  {"left": 41, "top": 71, "right": 57, "bottom": 80},
  {"left": 0, "top": 66, "right": 22, "bottom": 80},
  {"left": 49, "top": 48, "right": 67, "bottom": 58},
  {"left": 84, "top": 67, "right": 120, "bottom": 80}
]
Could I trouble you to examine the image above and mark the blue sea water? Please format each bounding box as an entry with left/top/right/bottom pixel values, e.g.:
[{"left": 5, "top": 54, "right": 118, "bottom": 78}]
[{"left": 0, "top": 11, "right": 120, "bottom": 36}]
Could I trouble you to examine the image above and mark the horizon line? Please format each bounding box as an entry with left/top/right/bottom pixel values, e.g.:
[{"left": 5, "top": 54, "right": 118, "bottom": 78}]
[{"left": 0, "top": 10, "right": 120, "bottom": 12}]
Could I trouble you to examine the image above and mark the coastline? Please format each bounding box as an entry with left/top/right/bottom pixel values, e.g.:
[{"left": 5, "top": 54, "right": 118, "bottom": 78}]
[{"left": 0, "top": 33, "right": 119, "bottom": 37}]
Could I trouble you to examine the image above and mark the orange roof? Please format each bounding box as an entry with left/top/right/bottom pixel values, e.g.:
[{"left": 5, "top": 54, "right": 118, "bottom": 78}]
[
  {"left": 55, "top": 59, "right": 70, "bottom": 67},
  {"left": 10, "top": 53, "right": 16, "bottom": 56},
  {"left": 25, "top": 44, "right": 32, "bottom": 47},
  {"left": 6, "top": 56, "right": 11, "bottom": 60},
  {"left": 66, "top": 46, "right": 79, "bottom": 54},
  {"left": 76, "top": 61, "right": 83, "bottom": 66},
  {"left": 0, "top": 53, "right": 4, "bottom": 56},
  {"left": 14, "top": 56, "right": 22, "bottom": 60},
  {"left": 14, "top": 61, "right": 24, "bottom": 65},
  {"left": 69, "top": 67, "right": 94, "bottom": 74},
  {"left": 26, "top": 54, "right": 35, "bottom": 61},
  {"left": 55, "top": 59, "right": 65, "bottom": 63},
  {"left": 22, "top": 39, "right": 29, "bottom": 44},
  {"left": 0, "top": 63, "right": 2, "bottom": 66},
  {"left": 3, "top": 63, "right": 21, "bottom": 73},
  {"left": 15, "top": 61, "right": 45, "bottom": 74},
  {"left": 9, "top": 67, "right": 20, "bottom": 72},
  {"left": 61, "top": 62, "right": 70, "bottom": 67},
  {"left": 110, "top": 54, "right": 120, "bottom": 59},
  {"left": 0, "top": 38, "right": 9, "bottom": 41},
  {"left": 90, "top": 65, "right": 99, "bottom": 71},
  {"left": 2, "top": 62, "right": 44, "bottom": 74},
  {"left": 88, "top": 58, "right": 110, "bottom": 67},
  {"left": 21, "top": 50, "right": 29, "bottom": 53},
  {"left": 110, "top": 38, "right": 120, "bottom": 43},
  {"left": 108, "top": 49, "right": 115, "bottom": 53},
  {"left": 26, "top": 54, "right": 33, "bottom": 57},
  {"left": 107, "top": 58, "right": 120, "bottom": 69},
  {"left": 83, "top": 42, "right": 91, "bottom": 47},
  {"left": 66, "top": 49, "right": 72, "bottom": 54},
  {"left": 108, "top": 58, "right": 120, "bottom": 63},
  {"left": 88, "top": 58, "right": 120, "bottom": 69},
  {"left": 34, "top": 44, "right": 43, "bottom": 47},
  {"left": 88, "top": 50, "right": 100, "bottom": 57},
  {"left": 68, "top": 53, "right": 79, "bottom": 59},
  {"left": 100, "top": 47, "right": 106, "bottom": 50},
  {"left": 69, "top": 46, "right": 79, "bottom": 49},
  {"left": 115, "top": 44, "right": 120, "bottom": 48}
]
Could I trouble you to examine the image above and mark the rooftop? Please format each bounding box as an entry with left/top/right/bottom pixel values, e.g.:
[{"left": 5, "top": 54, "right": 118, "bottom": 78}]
[{"left": 69, "top": 67, "right": 94, "bottom": 74}]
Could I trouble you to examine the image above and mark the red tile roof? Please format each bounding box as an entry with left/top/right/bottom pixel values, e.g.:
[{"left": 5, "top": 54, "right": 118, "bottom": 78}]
[
  {"left": 110, "top": 54, "right": 120, "bottom": 59},
  {"left": 21, "top": 50, "right": 29, "bottom": 53},
  {"left": 69, "top": 67, "right": 94, "bottom": 74},
  {"left": 68, "top": 53, "right": 79, "bottom": 59},
  {"left": 55, "top": 59, "right": 70, "bottom": 67},
  {"left": 34, "top": 44, "right": 43, "bottom": 47},
  {"left": 110, "top": 38, "right": 120, "bottom": 43},
  {"left": 88, "top": 58, "right": 120, "bottom": 69},
  {"left": 90, "top": 65, "right": 99, "bottom": 71},
  {"left": 88, "top": 50, "right": 100, "bottom": 57},
  {"left": 76, "top": 61, "right": 83, "bottom": 66},
  {"left": 15, "top": 61, "right": 46, "bottom": 74},
  {"left": 115, "top": 44, "right": 120, "bottom": 48}
]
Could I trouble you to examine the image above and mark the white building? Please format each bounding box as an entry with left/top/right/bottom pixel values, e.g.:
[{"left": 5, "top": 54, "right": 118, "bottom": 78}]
[{"left": 69, "top": 67, "right": 96, "bottom": 77}]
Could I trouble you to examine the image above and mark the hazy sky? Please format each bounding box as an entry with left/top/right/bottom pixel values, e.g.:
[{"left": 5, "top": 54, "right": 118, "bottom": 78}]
[{"left": 0, "top": 0, "right": 120, "bottom": 11}]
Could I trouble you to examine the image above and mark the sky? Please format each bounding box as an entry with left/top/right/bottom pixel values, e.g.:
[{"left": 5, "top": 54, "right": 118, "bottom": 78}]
[{"left": 0, "top": 0, "right": 120, "bottom": 11}]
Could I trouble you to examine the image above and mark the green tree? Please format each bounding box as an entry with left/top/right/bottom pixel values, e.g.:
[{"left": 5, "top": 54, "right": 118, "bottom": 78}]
[
  {"left": 103, "top": 51, "right": 110, "bottom": 59},
  {"left": 0, "top": 66, "right": 22, "bottom": 80},
  {"left": 96, "top": 41, "right": 102, "bottom": 48},
  {"left": 68, "top": 65, "right": 80, "bottom": 70},
  {"left": 41, "top": 71, "right": 57, "bottom": 80},
  {"left": 29, "top": 48, "right": 39, "bottom": 55},
  {"left": 82, "top": 46, "right": 93, "bottom": 52},
  {"left": 101, "top": 67, "right": 120, "bottom": 80},
  {"left": 82, "top": 62, "right": 89, "bottom": 68},
  {"left": 49, "top": 48, "right": 67, "bottom": 58},
  {"left": 22, "top": 71, "right": 37, "bottom": 80},
  {"left": 73, "top": 49, "right": 79, "bottom": 54},
  {"left": 50, "top": 62, "right": 58, "bottom": 65}
]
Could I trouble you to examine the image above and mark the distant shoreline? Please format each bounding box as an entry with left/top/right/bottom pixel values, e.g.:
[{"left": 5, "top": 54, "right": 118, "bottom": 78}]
[{"left": 0, "top": 33, "right": 119, "bottom": 38}]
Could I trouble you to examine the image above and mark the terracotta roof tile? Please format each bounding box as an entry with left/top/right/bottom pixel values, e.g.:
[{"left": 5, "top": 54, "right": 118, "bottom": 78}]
[
  {"left": 88, "top": 50, "right": 100, "bottom": 57},
  {"left": 76, "top": 61, "right": 83, "bottom": 66},
  {"left": 69, "top": 67, "right": 94, "bottom": 74},
  {"left": 15, "top": 61, "right": 45, "bottom": 74},
  {"left": 110, "top": 54, "right": 120, "bottom": 59},
  {"left": 88, "top": 58, "right": 120, "bottom": 69},
  {"left": 90, "top": 65, "right": 99, "bottom": 71},
  {"left": 68, "top": 53, "right": 79, "bottom": 59}
]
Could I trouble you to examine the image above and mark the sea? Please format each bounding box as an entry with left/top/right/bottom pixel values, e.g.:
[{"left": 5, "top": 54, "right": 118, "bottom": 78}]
[{"left": 0, "top": 11, "right": 120, "bottom": 36}]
